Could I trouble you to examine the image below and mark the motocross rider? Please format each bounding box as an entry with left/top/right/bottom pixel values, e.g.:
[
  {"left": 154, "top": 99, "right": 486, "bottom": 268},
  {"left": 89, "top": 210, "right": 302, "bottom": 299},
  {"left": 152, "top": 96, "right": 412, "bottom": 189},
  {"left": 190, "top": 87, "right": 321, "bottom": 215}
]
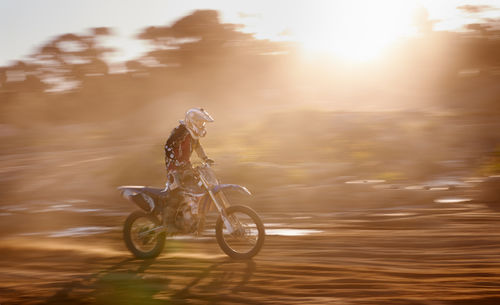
[{"left": 163, "top": 108, "right": 214, "bottom": 232}]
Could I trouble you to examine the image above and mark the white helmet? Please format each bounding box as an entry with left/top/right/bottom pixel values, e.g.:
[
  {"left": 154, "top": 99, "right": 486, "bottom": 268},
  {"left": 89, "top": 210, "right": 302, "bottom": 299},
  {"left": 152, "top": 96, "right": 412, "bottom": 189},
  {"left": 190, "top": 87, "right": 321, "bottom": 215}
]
[{"left": 183, "top": 108, "right": 214, "bottom": 139}]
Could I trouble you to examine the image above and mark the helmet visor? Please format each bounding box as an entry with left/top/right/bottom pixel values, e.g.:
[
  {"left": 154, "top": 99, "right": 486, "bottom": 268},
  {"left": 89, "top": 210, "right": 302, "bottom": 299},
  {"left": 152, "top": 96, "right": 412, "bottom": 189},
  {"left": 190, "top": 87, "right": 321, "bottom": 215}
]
[{"left": 194, "top": 121, "right": 206, "bottom": 129}]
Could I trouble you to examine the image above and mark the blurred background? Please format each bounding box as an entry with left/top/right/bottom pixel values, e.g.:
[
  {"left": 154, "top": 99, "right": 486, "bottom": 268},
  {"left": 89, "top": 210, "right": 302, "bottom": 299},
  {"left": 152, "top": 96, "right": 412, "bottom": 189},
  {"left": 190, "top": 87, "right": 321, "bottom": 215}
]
[
  {"left": 1, "top": 0, "right": 499, "bottom": 226},
  {"left": 2, "top": 2, "right": 500, "bottom": 304}
]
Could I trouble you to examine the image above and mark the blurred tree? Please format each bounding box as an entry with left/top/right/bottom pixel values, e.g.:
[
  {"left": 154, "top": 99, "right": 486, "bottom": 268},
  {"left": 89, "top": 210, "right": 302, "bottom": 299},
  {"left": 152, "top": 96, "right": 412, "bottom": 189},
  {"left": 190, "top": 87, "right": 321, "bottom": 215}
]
[
  {"left": 125, "top": 60, "right": 148, "bottom": 73},
  {"left": 457, "top": 4, "right": 495, "bottom": 14},
  {"left": 466, "top": 23, "right": 491, "bottom": 36},
  {"left": 462, "top": 20, "right": 500, "bottom": 72},
  {"left": 138, "top": 10, "right": 289, "bottom": 68},
  {"left": 29, "top": 29, "right": 115, "bottom": 91},
  {"left": 0, "top": 60, "right": 46, "bottom": 93},
  {"left": 412, "top": 6, "right": 435, "bottom": 35}
]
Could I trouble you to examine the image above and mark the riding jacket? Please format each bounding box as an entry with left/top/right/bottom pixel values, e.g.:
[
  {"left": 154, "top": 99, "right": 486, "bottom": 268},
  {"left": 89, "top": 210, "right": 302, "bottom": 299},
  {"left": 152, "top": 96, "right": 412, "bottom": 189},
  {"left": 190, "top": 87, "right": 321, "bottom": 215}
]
[{"left": 165, "top": 122, "right": 208, "bottom": 174}]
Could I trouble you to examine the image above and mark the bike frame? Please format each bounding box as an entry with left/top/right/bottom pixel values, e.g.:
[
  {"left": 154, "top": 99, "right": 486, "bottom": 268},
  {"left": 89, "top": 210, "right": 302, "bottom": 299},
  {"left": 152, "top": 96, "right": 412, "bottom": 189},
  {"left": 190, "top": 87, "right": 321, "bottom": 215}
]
[{"left": 133, "top": 165, "right": 252, "bottom": 238}]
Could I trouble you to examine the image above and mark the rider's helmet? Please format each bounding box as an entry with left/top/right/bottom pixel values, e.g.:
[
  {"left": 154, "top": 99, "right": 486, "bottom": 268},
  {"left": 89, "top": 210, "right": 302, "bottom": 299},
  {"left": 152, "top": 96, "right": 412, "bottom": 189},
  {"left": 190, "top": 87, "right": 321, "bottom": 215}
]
[{"left": 183, "top": 108, "right": 214, "bottom": 139}]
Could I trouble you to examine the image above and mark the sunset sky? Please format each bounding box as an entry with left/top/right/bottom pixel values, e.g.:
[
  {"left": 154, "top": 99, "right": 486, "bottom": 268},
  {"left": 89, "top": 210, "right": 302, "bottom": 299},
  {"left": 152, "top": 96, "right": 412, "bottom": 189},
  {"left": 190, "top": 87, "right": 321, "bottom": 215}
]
[{"left": 1, "top": 0, "right": 499, "bottom": 66}]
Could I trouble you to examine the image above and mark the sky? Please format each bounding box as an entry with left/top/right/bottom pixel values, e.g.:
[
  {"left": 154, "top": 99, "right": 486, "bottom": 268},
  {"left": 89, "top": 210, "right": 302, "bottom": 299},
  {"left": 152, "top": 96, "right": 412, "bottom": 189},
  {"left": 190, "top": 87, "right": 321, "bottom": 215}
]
[{"left": 1, "top": 0, "right": 499, "bottom": 66}]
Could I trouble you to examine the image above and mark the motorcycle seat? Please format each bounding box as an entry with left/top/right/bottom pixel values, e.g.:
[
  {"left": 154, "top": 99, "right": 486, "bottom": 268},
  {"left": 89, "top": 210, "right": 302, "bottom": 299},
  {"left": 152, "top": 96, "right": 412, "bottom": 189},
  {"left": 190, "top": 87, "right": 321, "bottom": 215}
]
[{"left": 119, "top": 186, "right": 167, "bottom": 200}]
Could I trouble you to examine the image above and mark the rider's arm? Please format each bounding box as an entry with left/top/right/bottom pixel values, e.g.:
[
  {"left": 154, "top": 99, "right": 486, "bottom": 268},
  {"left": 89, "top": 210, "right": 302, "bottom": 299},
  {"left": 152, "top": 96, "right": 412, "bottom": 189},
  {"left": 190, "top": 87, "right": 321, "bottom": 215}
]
[{"left": 193, "top": 140, "right": 212, "bottom": 163}]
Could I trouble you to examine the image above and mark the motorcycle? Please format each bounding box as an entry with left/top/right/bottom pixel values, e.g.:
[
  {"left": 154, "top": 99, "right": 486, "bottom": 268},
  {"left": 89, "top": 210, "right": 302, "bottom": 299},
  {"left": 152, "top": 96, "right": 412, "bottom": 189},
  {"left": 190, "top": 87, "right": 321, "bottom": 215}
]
[{"left": 118, "top": 162, "right": 265, "bottom": 259}]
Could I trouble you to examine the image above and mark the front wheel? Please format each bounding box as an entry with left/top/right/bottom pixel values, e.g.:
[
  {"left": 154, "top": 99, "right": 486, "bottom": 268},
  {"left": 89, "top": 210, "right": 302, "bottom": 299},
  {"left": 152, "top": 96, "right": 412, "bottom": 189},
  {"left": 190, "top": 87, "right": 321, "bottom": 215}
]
[
  {"left": 216, "top": 205, "right": 265, "bottom": 259},
  {"left": 123, "top": 210, "right": 166, "bottom": 259}
]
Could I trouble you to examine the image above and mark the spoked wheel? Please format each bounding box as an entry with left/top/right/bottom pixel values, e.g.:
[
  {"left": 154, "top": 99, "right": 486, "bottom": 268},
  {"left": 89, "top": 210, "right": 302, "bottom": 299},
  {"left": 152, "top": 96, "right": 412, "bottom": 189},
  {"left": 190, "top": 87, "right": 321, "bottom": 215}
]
[
  {"left": 216, "top": 205, "right": 265, "bottom": 259},
  {"left": 123, "top": 210, "right": 166, "bottom": 259}
]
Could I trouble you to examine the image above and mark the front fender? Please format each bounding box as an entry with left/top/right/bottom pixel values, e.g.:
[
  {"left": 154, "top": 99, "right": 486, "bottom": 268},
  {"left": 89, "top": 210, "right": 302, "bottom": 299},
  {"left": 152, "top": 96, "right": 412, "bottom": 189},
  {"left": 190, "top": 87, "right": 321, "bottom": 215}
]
[
  {"left": 199, "top": 184, "right": 251, "bottom": 214},
  {"left": 212, "top": 184, "right": 252, "bottom": 196}
]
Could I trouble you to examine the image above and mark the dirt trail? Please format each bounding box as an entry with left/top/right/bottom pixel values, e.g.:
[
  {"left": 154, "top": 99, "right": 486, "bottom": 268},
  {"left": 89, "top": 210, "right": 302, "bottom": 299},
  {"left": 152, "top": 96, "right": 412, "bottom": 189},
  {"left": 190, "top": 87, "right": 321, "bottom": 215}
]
[{"left": 1, "top": 203, "right": 500, "bottom": 305}]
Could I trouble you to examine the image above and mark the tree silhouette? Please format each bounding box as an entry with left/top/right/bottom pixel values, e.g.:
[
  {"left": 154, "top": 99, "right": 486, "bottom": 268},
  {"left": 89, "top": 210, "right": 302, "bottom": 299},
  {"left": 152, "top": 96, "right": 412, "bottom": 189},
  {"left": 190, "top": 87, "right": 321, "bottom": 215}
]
[
  {"left": 0, "top": 60, "right": 46, "bottom": 93},
  {"left": 457, "top": 5, "right": 495, "bottom": 14},
  {"left": 138, "top": 10, "right": 289, "bottom": 68},
  {"left": 1, "top": 8, "right": 500, "bottom": 125},
  {"left": 29, "top": 29, "right": 115, "bottom": 91},
  {"left": 412, "top": 6, "right": 436, "bottom": 35}
]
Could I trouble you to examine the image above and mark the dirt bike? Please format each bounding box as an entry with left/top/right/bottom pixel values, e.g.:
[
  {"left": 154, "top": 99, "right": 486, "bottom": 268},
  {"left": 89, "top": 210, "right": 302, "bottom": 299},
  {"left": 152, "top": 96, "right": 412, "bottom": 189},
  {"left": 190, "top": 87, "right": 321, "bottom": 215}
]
[{"left": 118, "top": 162, "right": 265, "bottom": 259}]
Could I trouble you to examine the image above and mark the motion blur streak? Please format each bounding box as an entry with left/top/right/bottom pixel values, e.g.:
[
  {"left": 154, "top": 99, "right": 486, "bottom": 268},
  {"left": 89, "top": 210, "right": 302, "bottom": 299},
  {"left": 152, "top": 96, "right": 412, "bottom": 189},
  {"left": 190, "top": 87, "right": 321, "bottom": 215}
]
[{"left": 1, "top": 2, "right": 500, "bottom": 305}]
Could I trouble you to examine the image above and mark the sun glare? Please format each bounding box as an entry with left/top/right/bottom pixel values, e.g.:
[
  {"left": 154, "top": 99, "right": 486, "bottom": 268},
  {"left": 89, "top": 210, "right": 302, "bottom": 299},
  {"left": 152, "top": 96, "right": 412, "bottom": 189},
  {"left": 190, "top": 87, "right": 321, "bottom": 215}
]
[{"left": 291, "top": 0, "right": 419, "bottom": 62}]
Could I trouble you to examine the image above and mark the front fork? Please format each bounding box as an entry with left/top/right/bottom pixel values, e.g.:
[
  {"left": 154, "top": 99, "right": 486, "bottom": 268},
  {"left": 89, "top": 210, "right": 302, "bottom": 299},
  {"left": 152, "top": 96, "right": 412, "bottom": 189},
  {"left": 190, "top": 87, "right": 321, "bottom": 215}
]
[{"left": 198, "top": 176, "right": 234, "bottom": 233}]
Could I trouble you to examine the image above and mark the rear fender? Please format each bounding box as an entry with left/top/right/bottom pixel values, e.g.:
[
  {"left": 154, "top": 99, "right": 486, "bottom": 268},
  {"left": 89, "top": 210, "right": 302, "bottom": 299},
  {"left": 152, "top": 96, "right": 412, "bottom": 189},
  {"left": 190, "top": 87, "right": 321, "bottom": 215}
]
[{"left": 118, "top": 186, "right": 155, "bottom": 212}]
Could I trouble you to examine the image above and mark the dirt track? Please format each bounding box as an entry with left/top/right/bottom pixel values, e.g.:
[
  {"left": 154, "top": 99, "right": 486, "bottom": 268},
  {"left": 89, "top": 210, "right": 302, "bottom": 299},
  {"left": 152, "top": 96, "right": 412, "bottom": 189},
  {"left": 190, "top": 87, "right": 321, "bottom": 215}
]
[{"left": 1, "top": 202, "right": 500, "bottom": 305}]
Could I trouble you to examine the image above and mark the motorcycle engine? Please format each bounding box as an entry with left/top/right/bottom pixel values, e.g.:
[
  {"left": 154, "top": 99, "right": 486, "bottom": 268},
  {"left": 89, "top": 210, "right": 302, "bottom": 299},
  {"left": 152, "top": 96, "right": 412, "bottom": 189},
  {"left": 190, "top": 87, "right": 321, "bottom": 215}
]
[{"left": 174, "top": 200, "right": 199, "bottom": 233}]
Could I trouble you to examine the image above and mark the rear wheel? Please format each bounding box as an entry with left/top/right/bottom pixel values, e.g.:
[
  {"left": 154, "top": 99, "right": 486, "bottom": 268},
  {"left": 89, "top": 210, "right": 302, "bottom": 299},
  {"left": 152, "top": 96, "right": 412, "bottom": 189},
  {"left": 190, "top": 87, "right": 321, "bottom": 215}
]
[
  {"left": 216, "top": 205, "right": 265, "bottom": 259},
  {"left": 123, "top": 210, "right": 166, "bottom": 259}
]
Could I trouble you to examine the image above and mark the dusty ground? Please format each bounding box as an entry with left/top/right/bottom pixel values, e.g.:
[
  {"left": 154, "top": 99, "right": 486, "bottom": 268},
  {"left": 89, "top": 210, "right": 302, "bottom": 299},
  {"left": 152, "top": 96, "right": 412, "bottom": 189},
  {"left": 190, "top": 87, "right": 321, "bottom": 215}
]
[
  {"left": 1, "top": 201, "right": 500, "bottom": 305},
  {"left": 1, "top": 139, "right": 499, "bottom": 305}
]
